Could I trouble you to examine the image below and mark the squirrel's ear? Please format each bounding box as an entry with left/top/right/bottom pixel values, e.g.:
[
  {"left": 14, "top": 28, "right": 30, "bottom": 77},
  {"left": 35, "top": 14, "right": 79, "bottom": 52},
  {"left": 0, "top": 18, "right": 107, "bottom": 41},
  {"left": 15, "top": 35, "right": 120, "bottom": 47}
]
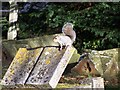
[{"left": 66, "top": 22, "right": 74, "bottom": 27}]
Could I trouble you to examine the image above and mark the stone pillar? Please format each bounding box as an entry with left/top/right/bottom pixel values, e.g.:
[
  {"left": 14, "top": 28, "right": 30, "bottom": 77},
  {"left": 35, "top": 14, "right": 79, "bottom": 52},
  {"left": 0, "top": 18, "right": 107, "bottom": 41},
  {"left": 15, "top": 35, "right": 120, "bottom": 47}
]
[{"left": 7, "top": 0, "right": 19, "bottom": 40}]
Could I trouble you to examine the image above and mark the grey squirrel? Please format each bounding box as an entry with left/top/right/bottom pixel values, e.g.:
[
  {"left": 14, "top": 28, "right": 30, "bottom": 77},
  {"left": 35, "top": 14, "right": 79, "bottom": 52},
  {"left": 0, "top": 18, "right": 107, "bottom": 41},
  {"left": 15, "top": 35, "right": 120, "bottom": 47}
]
[
  {"left": 53, "top": 35, "right": 73, "bottom": 50},
  {"left": 62, "top": 22, "right": 76, "bottom": 42},
  {"left": 53, "top": 22, "right": 76, "bottom": 50}
]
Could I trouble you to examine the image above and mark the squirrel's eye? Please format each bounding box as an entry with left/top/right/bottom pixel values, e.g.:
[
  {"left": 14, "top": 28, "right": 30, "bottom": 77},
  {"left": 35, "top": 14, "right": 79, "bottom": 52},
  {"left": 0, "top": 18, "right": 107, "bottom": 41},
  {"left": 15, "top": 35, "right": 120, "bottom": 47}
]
[{"left": 54, "top": 37, "right": 57, "bottom": 39}]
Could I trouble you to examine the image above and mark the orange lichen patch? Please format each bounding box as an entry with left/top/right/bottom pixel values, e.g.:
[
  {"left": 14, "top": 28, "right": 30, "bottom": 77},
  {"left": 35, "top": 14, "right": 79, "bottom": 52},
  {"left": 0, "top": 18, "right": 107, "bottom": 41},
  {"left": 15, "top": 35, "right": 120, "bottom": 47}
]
[{"left": 45, "top": 59, "right": 51, "bottom": 65}]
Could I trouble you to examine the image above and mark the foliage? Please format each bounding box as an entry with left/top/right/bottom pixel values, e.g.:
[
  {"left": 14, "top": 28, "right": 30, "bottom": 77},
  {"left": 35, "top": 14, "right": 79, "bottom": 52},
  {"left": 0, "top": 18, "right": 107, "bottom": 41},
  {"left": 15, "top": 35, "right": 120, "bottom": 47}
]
[
  {"left": 1, "top": 17, "right": 9, "bottom": 39},
  {"left": 2, "top": 2, "right": 120, "bottom": 53}
]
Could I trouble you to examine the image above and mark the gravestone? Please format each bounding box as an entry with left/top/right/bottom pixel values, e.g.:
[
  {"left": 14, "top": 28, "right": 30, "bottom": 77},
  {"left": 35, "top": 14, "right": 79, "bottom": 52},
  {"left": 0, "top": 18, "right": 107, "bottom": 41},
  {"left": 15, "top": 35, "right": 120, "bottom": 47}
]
[
  {"left": 1, "top": 46, "right": 75, "bottom": 88},
  {"left": 1, "top": 48, "right": 43, "bottom": 85}
]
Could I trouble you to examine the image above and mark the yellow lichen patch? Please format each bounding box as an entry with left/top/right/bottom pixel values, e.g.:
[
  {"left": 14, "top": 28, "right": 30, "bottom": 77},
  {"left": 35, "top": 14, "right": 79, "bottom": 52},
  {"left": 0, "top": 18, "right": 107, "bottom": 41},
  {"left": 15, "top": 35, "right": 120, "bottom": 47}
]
[
  {"left": 17, "top": 58, "right": 22, "bottom": 64},
  {"left": 15, "top": 48, "right": 27, "bottom": 59},
  {"left": 10, "top": 69, "right": 15, "bottom": 75},
  {"left": 25, "top": 52, "right": 29, "bottom": 58},
  {"left": 45, "top": 59, "right": 51, "bottom": 65},
  {"left": 23, "top": 51, "right": 28, "bottom": 58},
  {"left": 17, "top": 54, "right": 28, "bottom": 64},
  {"left": 15, "top": 48, "right": 28, "bottom": 64}
]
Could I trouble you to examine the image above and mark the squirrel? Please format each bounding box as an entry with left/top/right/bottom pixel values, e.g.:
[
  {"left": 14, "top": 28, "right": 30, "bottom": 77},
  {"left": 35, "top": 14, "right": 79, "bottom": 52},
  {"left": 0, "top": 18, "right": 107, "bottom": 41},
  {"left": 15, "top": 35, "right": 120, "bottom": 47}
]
[
  {"left": 53, "top": 22, "right": 76, "bottom": 50},
  {"left": 62, "top": 22, "right": 76, "bottom": 42},
  {"left": 53, "top": 35, "right": 73, "bottom": 50}
]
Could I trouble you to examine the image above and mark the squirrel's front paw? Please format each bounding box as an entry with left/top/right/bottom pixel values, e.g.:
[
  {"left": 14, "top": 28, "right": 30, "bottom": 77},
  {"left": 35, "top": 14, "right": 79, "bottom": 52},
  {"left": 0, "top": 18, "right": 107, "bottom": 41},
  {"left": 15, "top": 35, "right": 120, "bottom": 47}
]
[{"left": 60, "top": 48, "right": 62, "bottom": 51}]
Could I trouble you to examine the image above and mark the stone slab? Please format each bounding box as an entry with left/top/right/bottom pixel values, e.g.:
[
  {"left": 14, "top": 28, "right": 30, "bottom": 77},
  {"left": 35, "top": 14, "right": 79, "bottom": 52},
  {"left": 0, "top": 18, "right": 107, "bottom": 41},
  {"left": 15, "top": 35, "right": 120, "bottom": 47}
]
[
  {"left": 1, "top": 46, "right": 75, "bottom": 89},
  {"left": 26, "top": 46, "right": 75, "bottom": 88},
  {"left": 1, "top": 48, "right": 43, "bottom": 85}
]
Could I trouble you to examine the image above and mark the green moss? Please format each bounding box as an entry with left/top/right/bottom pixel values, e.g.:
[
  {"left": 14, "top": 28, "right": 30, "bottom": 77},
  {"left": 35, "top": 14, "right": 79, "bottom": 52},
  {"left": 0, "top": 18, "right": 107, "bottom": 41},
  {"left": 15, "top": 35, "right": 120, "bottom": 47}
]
[
  {"left": 68, "top": 48, "right": 80, "bottom": 64},
  {"left": 56, "top": 83, "right": 89, "bottom": 89}
]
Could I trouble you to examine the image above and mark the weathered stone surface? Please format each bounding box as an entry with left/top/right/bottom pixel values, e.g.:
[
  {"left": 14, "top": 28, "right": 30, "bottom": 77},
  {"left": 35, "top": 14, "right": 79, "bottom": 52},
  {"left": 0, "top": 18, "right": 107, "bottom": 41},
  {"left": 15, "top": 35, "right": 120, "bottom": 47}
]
[
  {"left": 75, "top": 77, "right": 104, "bottom": 89},
  {"left": 2, "top": 34, "right": 60, "bottom": 77},
  {"left": 26, "top": 46, "right": 75, "bottom": 88},
  {"left": 25, "top": 47, "right": 66, "bottom": 88},
  {"left": 68, "top": 48, "right": 80, "bottom": 64},
  {"left": 1, "top": 77, "right": 104, "bottom": 90},
  {"left": 71, "top": 48, "right": 120, "bottom": 82},
  {"left": 1, "top": 46, "right": 76, "bottom": 88},
  {"left": 90, "top": 50, "right": 104, "bottom": 76},
  {"left": 2, "top": 34, "right": 58, "bottom": 59},
  {"left": 88, "top": 48, "right": 119, "bottom": 80},
  {"left": 1, "top": 48, "right": 43, "bottom": 85},
  {"left": 71, "top": 55, "right": 100, "bottom": 76},
  {"left": 92, "top": 77, "right": 104, "bottom": 89},
  {"left": 2, "top": 34, "right": 80, "bottom": 78},
  {"left": 99, "top": 49, "right": 119, "bottom": 80}
]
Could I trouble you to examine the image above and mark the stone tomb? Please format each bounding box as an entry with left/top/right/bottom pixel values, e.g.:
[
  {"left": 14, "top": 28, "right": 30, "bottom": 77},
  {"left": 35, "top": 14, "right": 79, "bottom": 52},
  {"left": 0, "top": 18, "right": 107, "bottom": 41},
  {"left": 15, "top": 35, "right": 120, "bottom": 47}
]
[{"left": 1, "top": 46, "right": 75, "bottom": 88}]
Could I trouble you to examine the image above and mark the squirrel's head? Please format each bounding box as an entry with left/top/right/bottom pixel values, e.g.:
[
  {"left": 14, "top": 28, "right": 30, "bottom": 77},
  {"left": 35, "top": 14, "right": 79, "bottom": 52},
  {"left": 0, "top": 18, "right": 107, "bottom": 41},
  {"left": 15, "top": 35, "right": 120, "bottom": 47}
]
[
  {"left": 65, "top": 22, "right": 73, "bottom": 27},
  {"left": 62, "top": 22, "right": 73, "bottom": 31},
  {"left": 53, "top": 35, "right": 59, "bottom": 42}
]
